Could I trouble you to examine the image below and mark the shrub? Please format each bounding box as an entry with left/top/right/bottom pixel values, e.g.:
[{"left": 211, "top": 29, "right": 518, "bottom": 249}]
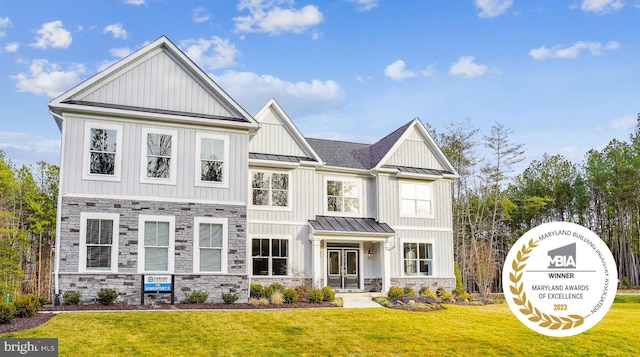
[
  {"left": 453, "top": 262, "right": 465, "bottom": 296},
  {"left": 404, "top": 286, "right": 416, "bottom": 296},
  {"left": 283, "top": 288, "right": 299, "bottom": 304},
  {"left": 14, "top": 294, "right": 41, "bottom": 317},
  {"left": 321, "top": 286, "right": 335, "bottom": 302},
  {"left": 457, "top": 291, "right": 473, "bottom": 302},
  {"left": 38, "top": 296, "right": 48, "bottom": 307},
  {"left": 63, "top": 291, "right": 81, "bottom": 305},
  {"left": 308, "top": 288, "right": 324, "bottom": 304},
  {"left": 263, "top": 286, "right": 274, "bottom": 299},
  {"left": 388, "top": 286, "right": 404, "bottom": 299},
  {"left": 621, "top": 276, "right": 630, "bottom": 289},
  {"left": 269, "top": 283, "right": 285, "bottom": 294},
  {"left": 436, "top": 288, "right": 455, "bottom": 302},
  {"left": 419, "top": 287, "right": 438, "bottom": 299},
  {"left": 97, "top": 288, "right": 119, "bottom": 305},
  {"left": 295, "top": 285, "right": 311, "bottom": 302},
  {"left": 250, "top": 284, "right": 265, "bottom": 298},
  {"left": 258, "top": 297, "right": 269, "bottom": 305},
  {"left": 221, "top": 292, "right": 238, "bottom": 304},
  {"left": 248, "top": 298, "right": 259, "bottom": 306},
  {"left": 0, "top": 302, "right": 16, "bottom": 324},
  {"left": 271, "top": 291, "right": 284, "bottom": 305},
  {"left": 185, "top": 290, "right": 209, "bottom": 304}
]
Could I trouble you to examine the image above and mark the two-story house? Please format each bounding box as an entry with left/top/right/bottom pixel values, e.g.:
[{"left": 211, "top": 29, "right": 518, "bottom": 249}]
[{"left": 49, "top": 36, "right": 457, "bottom": 304}]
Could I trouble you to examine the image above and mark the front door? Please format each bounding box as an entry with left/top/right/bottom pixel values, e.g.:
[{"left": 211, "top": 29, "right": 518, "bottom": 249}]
[{"left": 327, "top": 248, "right": 359, "bottom": 290}]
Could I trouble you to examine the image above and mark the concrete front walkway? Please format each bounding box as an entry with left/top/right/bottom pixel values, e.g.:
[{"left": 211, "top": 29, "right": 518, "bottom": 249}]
[{"left": 337, "top": 292, "right": 385, "bottom": 308}]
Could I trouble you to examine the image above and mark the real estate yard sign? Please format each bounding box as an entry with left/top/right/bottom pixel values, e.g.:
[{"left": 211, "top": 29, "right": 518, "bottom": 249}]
[
  {"left": 502, "top": 222, "right": 617, "bottom": 337},
  {"left": 143, "top": 275, "right": 172, "bottom": 293}
]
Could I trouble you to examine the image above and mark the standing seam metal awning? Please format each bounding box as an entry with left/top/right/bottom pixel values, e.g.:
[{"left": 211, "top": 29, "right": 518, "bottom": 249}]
[{"left": 309, "top": 215, "right": 395, "bottom": 235}]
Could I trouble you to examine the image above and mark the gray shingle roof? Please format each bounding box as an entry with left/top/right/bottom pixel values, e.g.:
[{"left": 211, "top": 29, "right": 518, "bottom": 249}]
[
  {"left": 306, "top": 119, "right": 416, "bottom": 170},
  {"left": 309, "top": 215, "right": 395, "bottom": 234}
]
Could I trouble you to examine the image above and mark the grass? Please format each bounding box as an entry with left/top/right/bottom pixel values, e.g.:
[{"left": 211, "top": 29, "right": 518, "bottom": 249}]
[{"left": 2, "top": 303, "right": 640, "bottom": 356}]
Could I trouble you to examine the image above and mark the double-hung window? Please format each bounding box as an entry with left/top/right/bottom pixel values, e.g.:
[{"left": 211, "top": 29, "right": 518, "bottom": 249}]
[
  {"left": 251, "top": 238, "right": 288, "bottom": 276},
  {"left": 83, "top": 122, "right": 123, "bottom": 181},
  {"left": 326, "top": 178, "right": 360, "bottom": 214},
  {"left": 403, "top": 242, "right": 433, "bottom": 276},
  {"left": 193, "top": 217, "right": 228, "bottom": 273},
  {"left": 251, "top": 171, "right": 290, "bottom": 208},
  {"left": 400, "top": 182, "right": 433, "bottom": 218},
  {"left": 195, "top": 133, "right": 229, "bottom": 187},
  {"left": 79, "top": 212, "right": 119, "bottom": 273},
  {"left": 141, "top": 128, "right": 177, "bottom": 184},
  {"left": 138, "top": 215, "right": 175, "bottom": 273}
]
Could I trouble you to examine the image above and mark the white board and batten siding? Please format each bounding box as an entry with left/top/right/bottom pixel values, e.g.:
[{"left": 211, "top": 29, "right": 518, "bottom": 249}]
[
  {"left": 386, "top": 130, "right": 447, "bottom": 171},
  {"left": 77, "top": 50, "right": 239, "bottom": 118},
  {"left": 248, "top": 222, "right": 313, "bottom": 277},
  {"left": 390, "top": 229, "right": 455, "bottom": 278},
  {"left": 61, "top": 115, "right": 248, "bottom": 203},
  {"left": 249, "top": 123, "right": 309, "bottom": 158}
]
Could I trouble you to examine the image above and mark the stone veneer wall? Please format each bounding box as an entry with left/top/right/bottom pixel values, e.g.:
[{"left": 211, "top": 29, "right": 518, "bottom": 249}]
[
  {"left": 391, "top": 277, "right": 455, "bottom": 292},
  {"left": 56, "top": 196, "right": 248, "bottom": 304}
]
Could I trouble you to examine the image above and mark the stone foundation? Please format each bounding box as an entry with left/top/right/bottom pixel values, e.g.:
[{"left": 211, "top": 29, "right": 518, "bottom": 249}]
[{"left": 390, "top": 277, "right": 455, "bottom": 292}]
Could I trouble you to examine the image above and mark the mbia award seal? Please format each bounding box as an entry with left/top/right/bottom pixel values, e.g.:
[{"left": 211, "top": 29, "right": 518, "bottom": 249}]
[{"left": 502, "top": 222, "right": 617, "bottom": 337}]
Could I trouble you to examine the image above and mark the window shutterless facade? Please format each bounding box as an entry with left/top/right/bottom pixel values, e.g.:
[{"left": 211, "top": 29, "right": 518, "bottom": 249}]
[
  {"left": 79, "top": 212, "right": 119, "bottom": 273},
  {"left": 140, "top": 127, "right": 178, "bottom": 185},
  {"left": 195, "top": 132, "right": 229, "bottom": 187},
  {"left": 251, "top": 238, "right": 289, "bottom": 276},
  {"left": 251, "top": 170, "right": 290, "bottom": 208},
  {"left": 403, "top": 242, "right": 433, "bottom": 276},
  {"left": 325, "top": 178, "right": 361, "bottom": 214},
  {"left": 193, "top": 217, "right": 228, "bottom": 273},
  {"left": 83, "top": 122, "right": 123, "bottom": 181},
  {"left": 138, "top": 215, "right": 175, "bottom": 273},
  {"left": 400, "top": 181, "right": 433, "bottom": 218}
]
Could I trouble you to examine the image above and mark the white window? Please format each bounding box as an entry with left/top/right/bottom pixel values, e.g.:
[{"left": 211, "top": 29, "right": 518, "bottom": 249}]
[
  {"left": 140, "top": 128, "right": 178, "bottom": 185},
  {"left": 251, "top": 237, "right": 289, "bottom": 276},
  {"left": 325, "top": 178, "right": 361, "bottom": 214},
  {"left": 138, "top": 215, "right": 175, "bottom": 273},
  {"left": 83, "top": 122, "right": 123, "bottom": 181},
  {"left": 193, "top": 217, "right": 228, "bottom": 273},
  {"left": 403, "top": 242, "right": 433, "bottom": 276},
  {"left": 195, "top": 132, "right": 229, "bottom": 187},
  {"left": 251, "top": 171, "right": 290, "bottom": 208},
  {"left": 79, "top": 212, "right": 119, "bottom": 273},
  {"left": 400, "top": 182, "right": 433, "bottom": 218}
]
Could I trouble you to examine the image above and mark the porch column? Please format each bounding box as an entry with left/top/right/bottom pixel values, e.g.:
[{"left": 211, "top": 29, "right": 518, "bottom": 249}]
[
  {"left": 382, "top": 238, "right": 392, "bottom": 292},
  {"left": 312, "top": 238, "right": 322, "bottom": 288}
]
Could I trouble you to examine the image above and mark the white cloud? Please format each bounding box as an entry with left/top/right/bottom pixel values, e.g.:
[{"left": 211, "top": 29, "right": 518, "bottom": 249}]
[
  {"left": 193, "top": 7, "right": 211, "bottom": 23},
  {"left": 11, "top": 59, "right": 85, "bottom": 97},
  {"left": 110, "top": 47, "right": 132, "bottom": 58},
  {"left": 529, "top": 41, "right": 619, "bottom": 60},
  {"left": 608, "top": 114, "right": 636, "bottom": 130},
  {"left": 124, "top": 0, "right": 145, "bottom": 5},
  {"left": 581, "top": 0, "right": 624, "bottom": 14},
  {"left": 347, "top": 0, "right": 380, "bottom": 11},
  {"left": 234, "top": 0, "right": 323, "bottom": 35},
  {"left": 179, "top": 37, "right": 239, "bottom": 70},
  {"left": 31, "top": 21, "right": 72, "bottom": 49},
  {"left": 211, "top": 70, "right": 345, "bottom": 116},
  {"left": 0, "top": 16, "right": 11, "bottom": 37},
  {"left": 384, "top": 60, "right": 419, "bottom": 81},
  {"left": 104, "top": 23, "right": 128, "bottom": 39},
  {"left": 4, "top": 42, "right": 19, "bottom": 52},
  {"left": 474, "top": 0, "right": 513, "bottom": 18},
  {"left": 448, "top": 56, "right": 488, "bottom": 77}
]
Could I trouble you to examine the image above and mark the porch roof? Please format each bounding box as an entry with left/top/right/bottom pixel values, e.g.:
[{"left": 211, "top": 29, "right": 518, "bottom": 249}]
[{"left": 309, "top": 215, "right": 395, "bottom": 235}]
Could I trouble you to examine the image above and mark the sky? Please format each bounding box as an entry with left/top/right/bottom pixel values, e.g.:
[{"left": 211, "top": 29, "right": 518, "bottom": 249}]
[{"left": 0, "top": 0, "right": 639, "bottom": 175}]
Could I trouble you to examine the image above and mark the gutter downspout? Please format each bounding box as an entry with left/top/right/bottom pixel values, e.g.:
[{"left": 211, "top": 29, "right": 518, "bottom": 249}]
[{"left": 49, "top": 109, "right": 65, "bottom": 305}]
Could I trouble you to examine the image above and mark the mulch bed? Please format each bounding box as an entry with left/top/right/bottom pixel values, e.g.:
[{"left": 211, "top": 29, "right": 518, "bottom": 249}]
[{"left": 0, "top": 301, "right": 338, "bottom": 334}]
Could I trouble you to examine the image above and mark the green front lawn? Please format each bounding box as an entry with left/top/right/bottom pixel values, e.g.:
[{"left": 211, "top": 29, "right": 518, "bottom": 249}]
[{"left": 3, "top": 303, "right": 639, "bottom": 356}]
